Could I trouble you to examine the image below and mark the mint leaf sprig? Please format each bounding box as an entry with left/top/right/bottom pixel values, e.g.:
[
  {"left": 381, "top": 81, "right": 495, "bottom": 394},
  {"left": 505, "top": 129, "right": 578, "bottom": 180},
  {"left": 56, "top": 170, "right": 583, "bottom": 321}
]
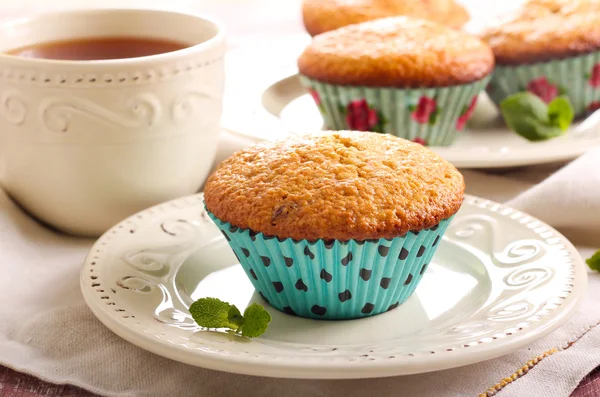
[
  {"left": 500, "top": 92, "right": 574, "bottom": 141},
  {"left": 586, "top": 250, "right": 600, "bottom": 272},
  {"left": 189, "top": 297, "right": 271, "bottom": 338}
]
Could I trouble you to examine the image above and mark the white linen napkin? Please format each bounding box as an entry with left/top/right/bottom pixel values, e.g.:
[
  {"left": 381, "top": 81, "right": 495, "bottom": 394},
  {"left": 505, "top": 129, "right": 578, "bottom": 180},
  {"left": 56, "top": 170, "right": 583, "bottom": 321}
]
[{"left": 1, "top": 131, "right": 599, "bottom": 397}]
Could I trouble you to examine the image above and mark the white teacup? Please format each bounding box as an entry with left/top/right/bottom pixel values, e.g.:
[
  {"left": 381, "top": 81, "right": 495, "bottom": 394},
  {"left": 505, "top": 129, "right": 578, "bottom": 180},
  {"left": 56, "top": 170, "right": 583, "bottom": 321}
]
[{"left": 0, "top": 8, "right": 226, "bottom": 236}]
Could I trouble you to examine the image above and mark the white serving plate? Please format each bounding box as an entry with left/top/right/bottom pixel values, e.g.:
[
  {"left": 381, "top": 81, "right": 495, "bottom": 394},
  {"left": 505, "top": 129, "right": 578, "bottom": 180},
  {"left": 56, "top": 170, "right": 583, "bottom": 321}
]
[
  {"left": 222, "top": 48, "right": 600, "bottom": 169},
  {"left": 81, "top": 193, "right": 586, "bottom": 379}
]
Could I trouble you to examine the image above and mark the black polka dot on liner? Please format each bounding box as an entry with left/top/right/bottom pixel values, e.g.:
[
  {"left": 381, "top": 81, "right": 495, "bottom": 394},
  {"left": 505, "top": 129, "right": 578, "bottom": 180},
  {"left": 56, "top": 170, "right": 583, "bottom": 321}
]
[
  {"left": 284, "top": 257, "right": 294, "bottom": 267},
  {"left": 250, "top": 269, "right": 258, "bottom": 280},
  {"left": 399, "top": 248, "right": 409, "bottom": 260},
  {"left": 420, "top": 264, "right": 428, "bottom": 275},
  {"left": 338, "top": 290, "right": 352, "bottom": 302},
  {"left": 249, "top": 230, "right": 258, "bottom": 241},
  {"left": 387, "top": 302, "right": 400, "bottom": 312},
  {"left": 259, "top": 292, "right": 269, "bottom": 304},
  {"left": 417, "top": 246, "right": 426, "bottom": 257},
  {"left": 378, "top": 245, "right": 390, "bottom": 257},
  {"left": 404, "top": 274, "right": 414, "bottom": 285},
  {"left": 295, "top": 279, "right": 308, "bottom": 292},
  {"left": 380, "top": 278, "right": 392, "bottom": 289},
  {"left": 433, "top": 236, "right": 440, "bottom": 247},
  {"left": 311, "top": 305, "right": 327, "bottom": 316},
  {"left": 273, "top": 282, "right": 284, "bottom": 293},
  {"left": 341, "top": 252, "right": 353, "bottom": 266},
  {"left": 221, "top": 231, "right": 231, "bottom": 241},
  {"left": 320, "top": 269, "right": 333, "bottom": 282},
  {"left": 261, "top": 256, "right": 271, "bottom": 267},
  {"left": 241, "top": 248, "right": 250, "bottom": 257},
  {"left": 361, "top": 303, "right": 375, "bottom": 314},
  {"left": 360, "top": 269, "right": 372, "bottom": 281},
  {"left": 324, "top": 240, "right": 335, "bottom": 249},
  {"left": 304, "top": 246, "right": 315, "bottom": 260},
  {"left": 430, "top": 225, "right": 439, "bottom": 231},
  {"left": 229, "top": 226, "right": 239, "bottom": 233},
  {"left": 283, "top": 306, "right": 297, "bottom": 316},
  {"left": 263, "top": 235, "right": 275, "bottom": 240}
]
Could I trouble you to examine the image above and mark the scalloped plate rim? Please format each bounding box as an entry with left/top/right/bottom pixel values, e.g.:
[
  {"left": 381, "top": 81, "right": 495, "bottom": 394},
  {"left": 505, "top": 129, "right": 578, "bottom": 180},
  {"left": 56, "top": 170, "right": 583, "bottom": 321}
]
[
  {"left": 221, "top": 63, "right": 600, "bottom": 169},
  {"left": 80, "top": 193, "right": 587, "bottom": 379}
]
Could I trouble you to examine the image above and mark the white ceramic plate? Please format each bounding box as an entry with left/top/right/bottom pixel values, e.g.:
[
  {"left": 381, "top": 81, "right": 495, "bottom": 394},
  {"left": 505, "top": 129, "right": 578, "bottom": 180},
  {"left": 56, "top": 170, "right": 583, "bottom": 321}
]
[
  {"left": 222, "top": 48, "right": 600, "bottom": 169},
  {"left": 81, "top": 193, "right": 586, "bottom": 379}
]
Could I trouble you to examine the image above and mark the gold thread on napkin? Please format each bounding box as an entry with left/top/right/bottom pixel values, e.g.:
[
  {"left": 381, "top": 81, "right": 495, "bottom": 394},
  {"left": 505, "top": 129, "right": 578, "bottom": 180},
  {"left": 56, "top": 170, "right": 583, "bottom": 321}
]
[{"left": 479, "top": 320, "right": 600, "bottom": 397}]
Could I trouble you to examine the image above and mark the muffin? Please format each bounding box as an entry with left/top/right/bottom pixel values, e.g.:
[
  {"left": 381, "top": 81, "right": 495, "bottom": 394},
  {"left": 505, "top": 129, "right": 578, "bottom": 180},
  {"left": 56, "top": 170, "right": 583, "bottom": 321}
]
[
  {"left": 302, "top": 0, "right": 470, "bottom": 36},
  {"left": 298, "top": 17, "right": 495, "bottom": 146},
  {"left": 480, "top": 0, "right": 600, "bottom": 116},
  {"left": 204, "top": 131, "right": 465, "bottom": 320}
]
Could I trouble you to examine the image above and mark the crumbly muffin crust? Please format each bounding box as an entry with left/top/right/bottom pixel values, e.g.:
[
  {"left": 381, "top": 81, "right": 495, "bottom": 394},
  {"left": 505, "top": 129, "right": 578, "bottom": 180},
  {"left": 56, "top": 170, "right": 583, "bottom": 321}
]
[
  {"left": 297, "top": 17, "right": 495, "bottom": 88},
  {"left": 479, "top": 0, "right": 600, "bottom": 65},
  {"left": 302, "top": 0, "right": 470, "bottom": 36},
  {"left": 204, "top": 131, "right": 465, "bottom": 241}
]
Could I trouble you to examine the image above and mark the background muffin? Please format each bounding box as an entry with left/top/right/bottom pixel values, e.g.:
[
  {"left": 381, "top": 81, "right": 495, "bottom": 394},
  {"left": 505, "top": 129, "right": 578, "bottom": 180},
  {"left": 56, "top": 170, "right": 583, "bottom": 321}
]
[
  {"left": 298, "top": 17, "right": 494, "bottom": 146},
  {"left": 204, "top": 131, "right": 465, "bottom": 320},
  {"left": 480, "top": 0, "right": 600, "bottom": 116},
  {"left": 302, "top": 0, "right": 470, "bottom": 36}
]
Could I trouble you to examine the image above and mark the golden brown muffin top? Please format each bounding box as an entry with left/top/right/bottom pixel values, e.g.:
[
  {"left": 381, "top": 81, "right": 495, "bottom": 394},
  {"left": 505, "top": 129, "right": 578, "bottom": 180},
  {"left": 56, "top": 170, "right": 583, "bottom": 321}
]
[
  {"left": 302, "top": 0, "right": 470, "bottom": 36},
  {"left": 297, "top": 17, "right": 495, "bottom": 88},
  {"left": 204, "top": 131, "right": 465, "bottom": 241},
  {"left": 479, "top": 0, "right": 600, "bottom": 65}
]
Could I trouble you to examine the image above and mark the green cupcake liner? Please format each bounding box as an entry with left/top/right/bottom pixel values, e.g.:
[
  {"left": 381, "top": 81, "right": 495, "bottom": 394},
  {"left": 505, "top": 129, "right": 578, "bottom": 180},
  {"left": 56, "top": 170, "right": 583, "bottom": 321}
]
[
  {"left": 299, "top": 75, "right": 490, "bottom": 146},
  {"left": 207, "top": 207, "right": 454, "bottom": 320},
  {"left": 487, "top": 51, "right": 600, "bottom": 117}
]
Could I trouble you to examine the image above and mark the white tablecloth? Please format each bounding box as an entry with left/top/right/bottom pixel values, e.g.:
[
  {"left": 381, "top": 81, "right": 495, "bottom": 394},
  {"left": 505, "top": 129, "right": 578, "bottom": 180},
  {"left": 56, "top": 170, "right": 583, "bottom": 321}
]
[{"left": 1, "top": 1, "right": 600, "bottom": 396}]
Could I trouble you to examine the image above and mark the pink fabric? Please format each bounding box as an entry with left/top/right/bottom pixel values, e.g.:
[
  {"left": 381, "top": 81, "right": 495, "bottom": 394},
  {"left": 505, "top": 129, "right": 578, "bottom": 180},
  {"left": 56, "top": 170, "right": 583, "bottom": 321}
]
[{"left": 0, "top": 364, "right": 598, "bottom": 397}]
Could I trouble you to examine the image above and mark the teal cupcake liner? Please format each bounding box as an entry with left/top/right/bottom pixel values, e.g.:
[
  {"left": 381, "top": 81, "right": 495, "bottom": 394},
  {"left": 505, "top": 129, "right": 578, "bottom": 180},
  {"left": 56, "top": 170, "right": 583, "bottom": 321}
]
[
  {"left": 487, "top": 51, "right": 600, "bottom": 117},
  {"left": 299, "top": 75, "right": 490, "bottom": 147},
  {"left": 207, "top": 208, "right": 454, "bottom": 320}
]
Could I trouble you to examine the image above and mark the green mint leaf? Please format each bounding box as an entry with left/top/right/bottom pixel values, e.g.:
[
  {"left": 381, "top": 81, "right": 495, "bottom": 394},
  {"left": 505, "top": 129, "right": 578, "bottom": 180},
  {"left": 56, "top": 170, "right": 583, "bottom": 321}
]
[
  {"left": 228, "top": 305, "right": 245, "bottom": 330},
  {"left": 190, "top": 298, "right": 271, "bottom": 338},
  {"left": 500, "top": 92, "right": 568, "bottom": 141},
  {"left": 240, "top": 303, "right": 272, "bottom": 338},
  {"left": 586, "top": 250, "right": 600, "bottom": 272},
  {"left": 189, "top": 297, "right": 234, "bottom": 329},
  {"left": 429, "top": 108, "right": 440, "bottom": 125},
  {"left": 548, "top": 96, "right": 574, "bottom": 131}
]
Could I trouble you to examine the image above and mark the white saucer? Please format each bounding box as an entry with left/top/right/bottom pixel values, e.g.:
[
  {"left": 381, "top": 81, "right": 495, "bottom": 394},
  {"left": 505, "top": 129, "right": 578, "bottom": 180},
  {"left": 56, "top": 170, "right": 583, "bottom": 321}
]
[
  {"left": 222, "top": 48, "right": 600, "bottom": 169},
  {"left": 81, "top": 194, "right": 586, "bottom": 379}
]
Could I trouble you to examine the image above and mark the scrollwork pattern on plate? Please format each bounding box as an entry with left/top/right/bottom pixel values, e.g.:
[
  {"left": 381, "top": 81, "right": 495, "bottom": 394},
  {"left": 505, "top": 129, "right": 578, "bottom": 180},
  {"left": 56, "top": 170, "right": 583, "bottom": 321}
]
[
  {"left": 117, "top": 276, "right": 154, "bottom": 293},
  {"left": 487, "top": 301, "right": 538, "bottom": 322},
  {"left": 446, "top": 214, "right": 499, "bottom": 253},
  {"left": 445, "top": 320, "right": 497, "bottom": 338},
  {"left": 504, "top": 266, "right": 553, "bottom": 289},
  {"left": 82, "top": 195, "right": 579, "bottom": 362},
  {"left": 160, "top": 219, "right": 199, "bottom": 238},
  {"left": 39, "top": 93, "right": 161, "bottom": 133},
  {"left": 122, "top": 251, "right": 169, "bottom": 274},
  {"left": 154, "top": 284, "right": 198, "bottom": 329},
  {"left": 494, "top": 240, "right": 547, "bottom": 267},
  {"left": 1, "top": 91, "right": 27, "bottom": 125}
]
